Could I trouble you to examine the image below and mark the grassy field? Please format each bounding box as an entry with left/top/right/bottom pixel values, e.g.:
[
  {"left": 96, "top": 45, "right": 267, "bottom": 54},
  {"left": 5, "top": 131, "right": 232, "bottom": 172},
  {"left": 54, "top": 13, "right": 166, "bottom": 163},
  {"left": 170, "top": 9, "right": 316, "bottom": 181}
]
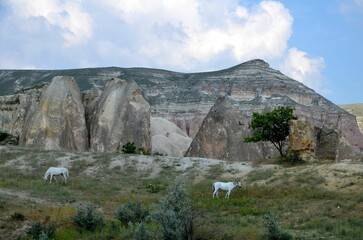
[{"left": 0, "top": 146, "right": 362, "bottom": 239}]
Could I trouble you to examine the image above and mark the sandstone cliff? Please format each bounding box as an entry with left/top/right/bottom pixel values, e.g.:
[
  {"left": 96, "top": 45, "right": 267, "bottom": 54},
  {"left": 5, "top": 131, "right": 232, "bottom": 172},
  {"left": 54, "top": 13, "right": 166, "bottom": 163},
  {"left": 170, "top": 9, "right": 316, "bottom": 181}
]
[
  {"left": 185, "top": 96, "right": 276, "bottom": 161},
  {"left": 89, "top": 78, "right": 151, "bottom": 152},
  {"left": 339, "top": 104, "right": 363, "bottom": 134},
  {"left": 20, "top": 76, "right": 88, "bottom": 151},
  {"left": 0, "top": 59, "right": 362, "bottom": 159},
  {"left": 151, "top": 117, "right": 192, "bottom": 157}
]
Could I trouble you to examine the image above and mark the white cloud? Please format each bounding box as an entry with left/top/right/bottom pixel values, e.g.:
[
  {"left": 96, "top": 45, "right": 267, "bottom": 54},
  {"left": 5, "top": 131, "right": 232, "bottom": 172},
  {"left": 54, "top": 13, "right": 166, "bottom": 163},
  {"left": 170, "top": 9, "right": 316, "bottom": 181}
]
[
  {"left": 280, "top": 48, "right": 327, "bottom": 94},
  {"left": 100, "top": 0, "right": 293, "bottom": 70},
  {"left": 0, "top": 0, "right": 327, "bottom": 95},
  {"left": 6, "top": 0, "right": 93, "bottom": 46}
]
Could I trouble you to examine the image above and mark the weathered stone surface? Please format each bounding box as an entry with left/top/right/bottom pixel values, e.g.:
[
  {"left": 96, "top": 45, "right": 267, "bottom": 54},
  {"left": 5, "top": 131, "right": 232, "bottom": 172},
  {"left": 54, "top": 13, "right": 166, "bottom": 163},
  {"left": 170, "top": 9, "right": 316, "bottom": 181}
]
[
  {"left": 151, "top": 117, "right": 192, "bottom": 157},
  {"left": 0, "top": 88, "right": 43, "bottom": 136},
  {"left": 0, "top": 59, "right": 362, "bottom": 158},
  {"left": 90, "top": 78, "right": 151, "bottom": 152},
  {"left": 288, "top": 119, "right": 316, "bottom": 160},
  {"left": 19, "top": 76, "right": 88, "bottom": 151},
  {"left": 339, "top": 103, "right": 363, "bottom": 133},
  {"left": 185, "top": 96, "right": 277, "bottom": 161}
]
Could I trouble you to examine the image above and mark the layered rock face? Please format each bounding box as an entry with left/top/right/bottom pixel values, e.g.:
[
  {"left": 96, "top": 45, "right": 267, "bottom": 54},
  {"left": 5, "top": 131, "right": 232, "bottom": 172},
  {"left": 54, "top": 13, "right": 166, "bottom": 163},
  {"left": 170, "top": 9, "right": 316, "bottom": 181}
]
[
  {"left": 0, "top": 59, "right": 362, "bottom": 159},
  {"left": 20, "top": 76, "right": 88, "bottom": 151},
  {"left": 89, "top": 78, "right": 151, "bottom": 152},
  {"left": 339, "top": 104, "right": 363, "bottom": 133}
]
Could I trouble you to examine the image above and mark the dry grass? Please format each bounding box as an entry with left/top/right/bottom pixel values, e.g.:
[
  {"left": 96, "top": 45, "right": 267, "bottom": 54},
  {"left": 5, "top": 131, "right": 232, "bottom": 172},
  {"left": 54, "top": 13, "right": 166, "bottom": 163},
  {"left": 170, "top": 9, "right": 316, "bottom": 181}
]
[{"left": 0, "top": 146, "right": 362, "bottom": 239}]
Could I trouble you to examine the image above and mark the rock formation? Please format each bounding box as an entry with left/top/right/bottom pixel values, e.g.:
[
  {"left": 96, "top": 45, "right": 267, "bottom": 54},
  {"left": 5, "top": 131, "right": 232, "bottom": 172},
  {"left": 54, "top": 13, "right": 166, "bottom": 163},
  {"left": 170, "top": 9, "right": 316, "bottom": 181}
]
[
  {"left": 339, "top": 104, "right": 363, "bottom": 133},
  {"left": 151, "top": 117, "right": 192, "bottom": 157},
  {"left": 185, "top": 96, "right": 276, "bottom": 161},
  {"left": 89, "top": 78, "right": 151, "bottom": 152},
  {"left": 288, "top": 119, "right": 316, "bottom": 160},
  {"left": 0, "top": 59, "right": 362, "bottom": 160},
  {"left": 19, "top": 76, "right": 88, "bottom": 151}
]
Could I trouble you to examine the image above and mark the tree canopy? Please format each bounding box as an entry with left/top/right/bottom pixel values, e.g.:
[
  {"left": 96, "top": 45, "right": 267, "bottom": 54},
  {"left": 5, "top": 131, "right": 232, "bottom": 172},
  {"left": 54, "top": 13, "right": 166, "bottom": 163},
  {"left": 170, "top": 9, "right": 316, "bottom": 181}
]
[{"left": 244, "top": 106, "right": 297, "bottom": 157}]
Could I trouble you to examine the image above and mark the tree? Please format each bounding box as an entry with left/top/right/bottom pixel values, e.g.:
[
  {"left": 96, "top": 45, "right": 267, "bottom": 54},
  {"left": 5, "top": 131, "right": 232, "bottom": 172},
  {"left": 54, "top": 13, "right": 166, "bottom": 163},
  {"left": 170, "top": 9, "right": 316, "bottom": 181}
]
[{"left": 244, "top": 106, "right": 297, "bottom": 157}]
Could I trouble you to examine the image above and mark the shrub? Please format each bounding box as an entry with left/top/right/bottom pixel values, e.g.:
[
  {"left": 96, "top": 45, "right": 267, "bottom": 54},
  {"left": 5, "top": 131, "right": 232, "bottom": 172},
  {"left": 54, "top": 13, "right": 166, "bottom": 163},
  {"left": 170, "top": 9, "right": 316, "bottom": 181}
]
[
  {"left": 282, "top": 150, "right": 304, "bottom": 164},
  {"left": 115, "top": 200, "right": 148, "bottom": 225},
  {"left": 10, "top": 212, "right": 25, "bottom": 221},
  {"left": 264, "top": 213, "right": 293, "bottom": 240},
  {"left": 72, "top": 204, "right": 104, "bottom": 232},
  {"left": 150, "top": 177, "right": 196, "bottom": 240},
  {"left": 134, "top": 221, "right": 151, "bottom": 240},
  {"left": 26, "top": 221, "right": 55, "bottom": 240},
  {"left": 122, "top": 142, "right": 136, "bottom": 154}
]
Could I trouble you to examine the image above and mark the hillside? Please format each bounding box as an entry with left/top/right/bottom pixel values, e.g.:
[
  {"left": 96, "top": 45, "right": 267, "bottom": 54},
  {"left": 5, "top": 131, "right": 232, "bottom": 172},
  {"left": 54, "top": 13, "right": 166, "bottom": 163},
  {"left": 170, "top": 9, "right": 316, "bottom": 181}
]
[
  {"left": 339, "top": 103, "right": 363, "bottom": 133},
  {"left": 0, "top": 145, "right": 362, "bottom": 239},
  {"left": 1, "top": 59, "right": 363, "bottom": 160}
]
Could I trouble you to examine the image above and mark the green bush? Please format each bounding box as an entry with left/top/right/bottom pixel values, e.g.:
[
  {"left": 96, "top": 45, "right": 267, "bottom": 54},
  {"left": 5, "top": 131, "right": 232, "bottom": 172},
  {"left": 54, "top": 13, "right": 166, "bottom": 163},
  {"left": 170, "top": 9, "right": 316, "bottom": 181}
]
[
  {"left": 72, "top": 204, "right": 104, "bottom": 232},
  {"left": 150, "top": 177, "right": 195, "bottom": 240},
  {"left": 264, "top": 213, "right": 293, "bottom": 240},
  {"left": 26, "top": 221, "right": 55, "bottom": 240},
  {"left": 122, "top": 142, "right": 136, "bottom": 154},
  {"left": 115, "top": 200, "right": 148, "bottom": 225},
  {"left": 282, "top": 150, "right": 304, "bottom": 164}
]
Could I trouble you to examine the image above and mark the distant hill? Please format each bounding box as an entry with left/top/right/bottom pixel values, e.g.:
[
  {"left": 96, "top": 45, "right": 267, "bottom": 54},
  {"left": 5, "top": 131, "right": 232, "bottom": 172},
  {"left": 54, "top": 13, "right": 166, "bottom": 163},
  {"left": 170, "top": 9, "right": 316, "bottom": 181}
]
[
  {"left": 1, "top": 59, "right": 363, "bottom": 160},
  {"left": 339, "top": 103, "right": 363, "bottom": 133}
]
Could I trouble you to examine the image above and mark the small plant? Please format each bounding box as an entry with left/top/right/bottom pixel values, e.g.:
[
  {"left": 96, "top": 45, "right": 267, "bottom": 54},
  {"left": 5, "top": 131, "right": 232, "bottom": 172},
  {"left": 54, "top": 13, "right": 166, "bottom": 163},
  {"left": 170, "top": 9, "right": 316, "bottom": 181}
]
[
  {"left": 26, "top": 221, "right": 55, "bottom": 240},
  {"left": 264, "top": 213, "right": 293, "bottom": 240},
  {"left": 122, "top": 142, "right": 136, "bottom": 154},
  {"left": 115, "top": 200, "right": 148, "bottom": 225},
  {"left": 10, "top": 212, "right": 25, "bottom": 221},
  {"left": 139, "top": 147, "right": 151, "bottom": 155},
  {"left": 72, "top": 204, "right": 104, "bottom": 232},
  {"left": 281, "top": 150, "right": 304, "bottom": 164}
]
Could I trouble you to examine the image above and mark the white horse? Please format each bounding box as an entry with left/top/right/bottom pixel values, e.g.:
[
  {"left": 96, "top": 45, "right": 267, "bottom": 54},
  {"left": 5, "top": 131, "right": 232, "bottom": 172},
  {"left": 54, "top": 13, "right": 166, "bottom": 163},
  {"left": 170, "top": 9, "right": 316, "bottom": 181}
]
[
  {"left": 43, "top": 167, "right": 69, "bottom": 184},
  {"left": 213, "top": 180, "right": 242, "bottom": 199}
]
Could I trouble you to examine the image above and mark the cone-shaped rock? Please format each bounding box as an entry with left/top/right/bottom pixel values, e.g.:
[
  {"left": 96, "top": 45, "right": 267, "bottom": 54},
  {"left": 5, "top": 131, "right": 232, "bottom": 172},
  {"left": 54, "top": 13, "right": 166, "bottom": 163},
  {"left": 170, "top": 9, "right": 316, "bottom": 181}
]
[
  {"left": 90, "top": 78, "right": 151, "bottom": 152},
  {"left": 185, "top": 96, "right": 276, "bottom": 161},
  {"left": 20, "top": 76, "right": 88, "bottom": 151}
]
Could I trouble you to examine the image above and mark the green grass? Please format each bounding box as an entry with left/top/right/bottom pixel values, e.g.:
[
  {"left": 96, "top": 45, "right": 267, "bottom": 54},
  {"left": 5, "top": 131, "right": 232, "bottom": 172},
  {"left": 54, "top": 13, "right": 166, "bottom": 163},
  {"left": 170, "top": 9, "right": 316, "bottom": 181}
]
[{"left": 0, "top": 146, "right": 362, "bottom": 239}]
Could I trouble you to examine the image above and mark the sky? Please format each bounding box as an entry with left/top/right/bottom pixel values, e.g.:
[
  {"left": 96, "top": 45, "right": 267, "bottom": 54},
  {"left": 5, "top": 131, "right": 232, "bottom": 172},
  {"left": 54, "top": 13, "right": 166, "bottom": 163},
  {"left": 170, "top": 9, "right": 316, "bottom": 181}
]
[{"left": 0, "top": 0, "right": 362, "bottom": 104}]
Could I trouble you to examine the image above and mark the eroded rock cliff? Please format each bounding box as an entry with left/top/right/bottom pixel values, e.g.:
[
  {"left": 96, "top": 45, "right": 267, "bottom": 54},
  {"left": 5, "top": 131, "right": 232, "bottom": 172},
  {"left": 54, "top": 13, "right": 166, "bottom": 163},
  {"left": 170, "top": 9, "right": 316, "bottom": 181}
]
[
  {"left": 89, "top": 78, "right": 151, "bottom": 152},
  {"left": 0, "top": 59, "right": 362, "bottom": 159},
  {"left": 20, "top": 76, "right": 88, "bottom": 151}
]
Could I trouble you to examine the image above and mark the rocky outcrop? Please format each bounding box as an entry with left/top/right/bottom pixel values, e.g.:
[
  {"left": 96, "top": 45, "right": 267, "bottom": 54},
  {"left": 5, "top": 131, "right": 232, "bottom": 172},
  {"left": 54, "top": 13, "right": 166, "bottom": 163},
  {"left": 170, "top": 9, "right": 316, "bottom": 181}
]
[
  {"left": 339, "top": 104, "right": 363, "bottom": 134},
  {"left": 288, "top": 119, "right": 355, "bottom": 161},
  {"left": 19, "top": 76, "right": 88, "bottom": 151},
  {"left": 185, "top": 96, "right": 276, "bottom": 161},
  {"left": 151, "top": 117, "right": 192, "bottom": 157},
  {"left": 0, "top": 59, "right": 362, "bottom": 159},
  {"left": 288, "top": 119, "right": 316, "bottom": 160},
  {"left": 89, "top": 78, "right": 151, "bottom": 152}
]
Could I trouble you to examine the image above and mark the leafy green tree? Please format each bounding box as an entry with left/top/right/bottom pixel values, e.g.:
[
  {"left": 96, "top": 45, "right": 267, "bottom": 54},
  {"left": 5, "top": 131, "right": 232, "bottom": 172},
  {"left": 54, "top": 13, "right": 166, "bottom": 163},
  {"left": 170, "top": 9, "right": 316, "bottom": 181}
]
[{"left": 244, "top": 106, "right": 297, "bottom": 157}]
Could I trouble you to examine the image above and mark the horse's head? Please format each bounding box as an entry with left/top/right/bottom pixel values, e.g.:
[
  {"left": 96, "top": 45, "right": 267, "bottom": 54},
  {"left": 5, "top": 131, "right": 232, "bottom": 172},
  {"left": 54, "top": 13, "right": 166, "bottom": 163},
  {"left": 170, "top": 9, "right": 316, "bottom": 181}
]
[{"left": 235, "top": 180, "right": 242, "bottom": 188}]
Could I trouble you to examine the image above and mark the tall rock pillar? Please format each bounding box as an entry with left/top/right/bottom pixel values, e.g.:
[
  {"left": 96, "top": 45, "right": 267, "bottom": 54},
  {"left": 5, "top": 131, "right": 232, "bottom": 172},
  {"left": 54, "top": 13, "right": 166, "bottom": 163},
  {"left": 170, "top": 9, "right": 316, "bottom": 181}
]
[
  {"left": 20, "top": 76, "right": 88, "bottom": 151},
  {"left": 89, "top": 78, "right": 151, "bottom": 152}
]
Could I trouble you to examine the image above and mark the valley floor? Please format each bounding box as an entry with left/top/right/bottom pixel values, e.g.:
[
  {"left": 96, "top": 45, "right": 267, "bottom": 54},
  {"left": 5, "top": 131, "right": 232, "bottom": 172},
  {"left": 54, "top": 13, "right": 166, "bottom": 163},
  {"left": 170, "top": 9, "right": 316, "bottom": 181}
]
[{"left": 0, "top": 146, "right": 362, "bottom": 239}]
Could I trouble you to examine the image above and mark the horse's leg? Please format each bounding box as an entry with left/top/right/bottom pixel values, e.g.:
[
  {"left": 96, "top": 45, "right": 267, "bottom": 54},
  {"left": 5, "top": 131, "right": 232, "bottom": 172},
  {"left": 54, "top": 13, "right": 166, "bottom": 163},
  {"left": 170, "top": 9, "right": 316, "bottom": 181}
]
[
  {"left": 226, "top": 190, "right": 230, "bottom": 199},
  {"left": 49, "top": 174, "right": 53, "bottom": 184}
]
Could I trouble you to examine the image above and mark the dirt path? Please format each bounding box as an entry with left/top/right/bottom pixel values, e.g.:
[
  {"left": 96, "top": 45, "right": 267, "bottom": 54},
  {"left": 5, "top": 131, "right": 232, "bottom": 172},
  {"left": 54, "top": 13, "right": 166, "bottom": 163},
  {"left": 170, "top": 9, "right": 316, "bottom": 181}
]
[{"left": 0, "top": 187, "right": 47, "bottom": 204}]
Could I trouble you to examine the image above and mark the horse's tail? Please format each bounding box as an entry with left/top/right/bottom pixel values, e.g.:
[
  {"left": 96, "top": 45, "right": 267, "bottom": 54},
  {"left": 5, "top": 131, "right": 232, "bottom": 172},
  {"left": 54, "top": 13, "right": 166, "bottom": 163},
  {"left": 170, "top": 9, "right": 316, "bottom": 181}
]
[{"left": 66, "top": 168, "right": 69, "bottom": 178}]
